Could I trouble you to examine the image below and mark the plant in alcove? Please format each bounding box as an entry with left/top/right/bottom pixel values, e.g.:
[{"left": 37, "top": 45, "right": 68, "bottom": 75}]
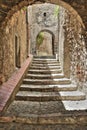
[
  {"left": 21, "top": 6, "right": 27, "bottom": 14},
  {"left": 54, "top": 5, "right": 59, "bottom": 17},
  {"left": 36, "top": 32, "right": 44, "bottom": 49}
]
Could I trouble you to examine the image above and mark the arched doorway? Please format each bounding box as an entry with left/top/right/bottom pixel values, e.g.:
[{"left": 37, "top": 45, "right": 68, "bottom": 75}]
[{"left": 36, "top": 30, "right": 55, "bottom": 56}]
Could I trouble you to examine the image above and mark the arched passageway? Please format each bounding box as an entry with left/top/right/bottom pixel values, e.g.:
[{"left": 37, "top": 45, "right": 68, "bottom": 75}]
[
  {"left": 36, "top": 30, "right": 55, "bottom": 56},
  {"left": 0, "top": 0, "right": 87, "bottom": 97},
  {"left": 0, "top": 1, "right": 87, "bottom": 126},
  {"left": 0, "top": 0, "right": 86, "bottom": 29}
]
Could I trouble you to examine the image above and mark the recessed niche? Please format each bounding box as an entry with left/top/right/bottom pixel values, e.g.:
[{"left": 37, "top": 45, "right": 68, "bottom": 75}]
[{"left": 43, "top": 12, "right": 46, "bottom": 17}]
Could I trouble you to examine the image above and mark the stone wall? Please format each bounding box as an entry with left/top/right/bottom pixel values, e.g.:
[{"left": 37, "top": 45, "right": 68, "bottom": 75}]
[
  {"left": 0, "top": 9, "right": 27, "bottom": 84},
  {"left": 64, "top": 10, "right": 87, "bottom": 95},
  {"left": 28, "top": 3, "right": 59, "bottom": 55},
  {"left": 0, "top": 0, "right": 87, "bottom": 29},
  {"left": 56, "top": 6, "right": 87, "bottom": 95},
  {"left": 58, "top": 7, "right": 65, "bottom": 70}
]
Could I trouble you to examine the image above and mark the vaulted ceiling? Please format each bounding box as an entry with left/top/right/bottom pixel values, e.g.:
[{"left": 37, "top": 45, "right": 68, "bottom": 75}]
[{"left": 0, "top": 0, "right": 87, "bottom": 30}]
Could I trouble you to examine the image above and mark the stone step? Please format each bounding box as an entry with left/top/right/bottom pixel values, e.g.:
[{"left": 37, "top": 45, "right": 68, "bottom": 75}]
[
  {"left": 28, "top": 69, "right": 62, "bottom": 74},
  {"left": 4, "top": 100, "right": 65, "bottom": 117},
  {"left": 23, "top": 78, "right": 71, "bottom": 85},
  {"left": 3, "top": 101, "right": 87, "bottom": 126},
  {"left": 57, "top": 84, "right": 78, "bottom": 91},
  {"left": 15, "top": 91, "right": 85, "bottom": 101},
  {"left": 31, "top": 63, "right": 61, "bottom": 66},
  {"left": 20, "top": 84, "right": 77, "bottom": 92},
  {"left": 32, "top": 61, "right": 59, "bottom": 64},
  {"left": 25, "top": 73, "right": 64, "bottom": 79},
  {"left": 59, "top": 91, "right": 86, "bottom": 101},
  {"left": 33, "top": 59, "right": 57, "bottom": 61},
  {"left": 15, "top": 91, "right": 60, "bottom": 101},
  {"left": 34, "top": 55, "right": 55, "bottom": 57},
  {"left": 30, "top": 66, "right": 61, "bottom": 69},
  {"left": 33, "top": 55, "right": 56, "bottom": 59},
  {"left": 29, "top": 68, "right": 61, "bottom": 71},
  {"left": 62, "top": 100, "right": 87, "bottom": 110}
]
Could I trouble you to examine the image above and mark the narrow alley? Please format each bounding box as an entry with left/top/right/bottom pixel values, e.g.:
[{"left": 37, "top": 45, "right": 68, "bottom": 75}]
[{"left": 0, "top": 0, "right": 87, "bottom": 130}]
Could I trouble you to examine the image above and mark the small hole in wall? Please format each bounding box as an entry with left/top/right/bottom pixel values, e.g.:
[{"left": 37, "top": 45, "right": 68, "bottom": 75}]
[{"left": 43, "top": 12, "right": 46, "bottom": 17}]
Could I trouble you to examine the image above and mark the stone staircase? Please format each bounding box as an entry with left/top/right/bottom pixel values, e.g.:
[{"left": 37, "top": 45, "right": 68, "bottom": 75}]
[
  {"left": 4, "top": 56, "right": 87, "bottom": 124},
  {"left": 15, "top": 57, "right": 86, "bottom": 104}
]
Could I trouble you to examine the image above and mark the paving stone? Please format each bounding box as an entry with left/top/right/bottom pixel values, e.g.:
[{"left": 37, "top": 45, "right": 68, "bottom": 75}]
[
  {"left": 4, "top": 101, "right": 40, "bottom": 117},
  {"left": 38, "top": 101, "right": 65, "bottom": 114},
  {"left": 0, "top": 123, "right": 87, "bottom": 130}
]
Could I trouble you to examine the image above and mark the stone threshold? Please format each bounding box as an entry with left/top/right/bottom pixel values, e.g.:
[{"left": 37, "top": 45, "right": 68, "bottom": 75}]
[
  {"left": 0, "top": 112, "right": 87, "bottom": 125},
  {"left": 0, "top": 55, "right": 33, "bottom": 115}
]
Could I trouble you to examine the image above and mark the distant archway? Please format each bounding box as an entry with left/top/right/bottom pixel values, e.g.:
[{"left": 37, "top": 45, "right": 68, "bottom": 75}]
[{"left": 36, "top": 30, "right": 55, "bottom": 56}]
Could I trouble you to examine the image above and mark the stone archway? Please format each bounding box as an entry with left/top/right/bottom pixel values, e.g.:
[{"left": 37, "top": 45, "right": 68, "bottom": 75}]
[
  {"left": 36, "top": 30, "right": 55, "bottom": 56},
  {"left": 0, "top": 0, "right": 86, "bottom": 52},
  {"left": 0, "top": 0, "right": 86, "bottom": 30},
  {"left": 0, "top": 0, "right": 86, "bottom": 94}
]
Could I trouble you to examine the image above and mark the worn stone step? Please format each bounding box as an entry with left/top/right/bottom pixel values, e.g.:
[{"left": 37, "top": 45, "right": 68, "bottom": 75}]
[
  {"left": 26, "top": 73, "right": 64, "bottom": 77},
  {"left": 33, "top": 55, "right": 56, "bottom": 59},
  {"left": 59, "top": 91, "right": 86, "bottom": 101},
  {"left": 15, "top": 91, "right": 60, "bottom": 101},
  {"left": 20, "top": 84, "right": 77, "bottom": 92},
  {"left": 33, "top": 58, "right": 59, "bottom": 62},
  {"left": 23, "top": 78, "right": 71, "bottom": 85},
  {"left": 56, "top": 84, "right": 78, "bottom": 91},
  {"left": 32, "top": 61, "right": 59, "bottom": 64},
  {"left": 29, "top": 69, "right": 62, "bottom": 71},
  {"left": 25, "top": 73, "right": 64, "bottom": 79},
  {"left": 15, "top": 91, "right": 85, "bottom": 101},
  {"left": 30, "top": 65, "right": 61, "bottom": 69},
  {"left": 62, "top": 100, "right": 87, "bottom": 110},
  {"left": 31, "top": 63, "right": 61, "bottom": 66},
  {"left": 33, "top": 59, "right": 57, "bottom": 61},
  {"left": 5, "top": 100, "right": 87, "bottom": 118},
  {"left": 4, "top": 101, "right": 65, "bottom": 117},
  {"left": 33, "top": 58, "right": 57, "bottom": 61},
  {"left": 28, "top": 69, "right": 62, "bottom": 74},
  {"left": 29, "top": 68, "right": 61, "bottom": 71}
]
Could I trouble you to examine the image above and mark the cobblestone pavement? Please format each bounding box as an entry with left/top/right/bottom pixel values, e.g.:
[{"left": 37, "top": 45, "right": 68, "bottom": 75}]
[
  {"left": 4, "top": 101, "right": 65, "bottom": 117},
  {"left": 0, "top": 123, "right": 87, "bottom": 130},
  {"left": 0, "top": 100, "right": 86, "bottom": 130}
]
